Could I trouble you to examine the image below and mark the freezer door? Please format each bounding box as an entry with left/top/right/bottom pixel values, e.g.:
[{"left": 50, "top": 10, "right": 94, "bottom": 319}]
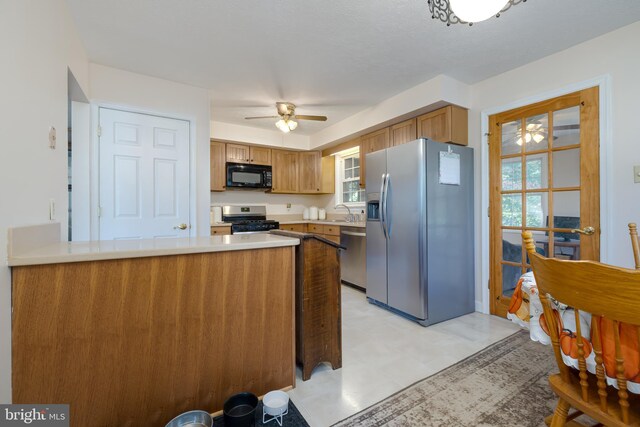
[
  {"left": 386, "top": 139, "right": 428, "bottom": 320},
  {"left": 365, "top": 150, "right": 388, "bottom": 304}
]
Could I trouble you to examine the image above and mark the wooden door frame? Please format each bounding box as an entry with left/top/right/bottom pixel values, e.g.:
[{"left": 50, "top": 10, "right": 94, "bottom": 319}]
[
  {"left": 90, "top": 103, "right": 196, "bottom": 240},
  {"left": 478, "top": 76, "right": 613, "bottom": 314}
]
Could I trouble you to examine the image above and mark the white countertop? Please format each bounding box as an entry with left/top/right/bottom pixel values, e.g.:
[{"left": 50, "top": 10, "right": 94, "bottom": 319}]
[{"left": 8, "top": 232, "right": 300, "bottom": 267}]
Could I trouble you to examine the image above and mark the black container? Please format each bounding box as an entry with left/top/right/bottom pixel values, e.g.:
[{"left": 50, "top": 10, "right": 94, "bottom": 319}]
[{"left": 223, "top": 392, "right": 258, "bottom": 427}]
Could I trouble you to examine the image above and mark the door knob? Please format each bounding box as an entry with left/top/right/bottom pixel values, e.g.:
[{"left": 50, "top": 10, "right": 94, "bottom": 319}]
[
  {"left": 174, "top": 223, "right": 188, "bottom": 230},
  {"left": 571, "top": 226, "right": 595, "bottom": 236}
]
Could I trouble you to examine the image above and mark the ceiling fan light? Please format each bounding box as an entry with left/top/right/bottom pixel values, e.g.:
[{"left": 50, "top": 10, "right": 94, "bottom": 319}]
[
  {"left": 275, "top": 119, "right": 290, "bottom": 133},
  {"left": 288, "top": 120, "right": 298, "bottom": 131},
  {"left": 525, "top": 133, "right": 532, "bottom": 143},
  {"left": 533, "top": 133, "right": 545, "bottom": 143},
  {"left": 515, "top": 137, "right": 523, "bottom": 146},
  {"left": 449, "top": 0, "right": 509, "bottom": 23}
]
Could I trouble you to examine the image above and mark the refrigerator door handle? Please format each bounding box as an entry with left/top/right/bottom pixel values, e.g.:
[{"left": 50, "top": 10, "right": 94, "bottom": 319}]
[
  {"left": 383, "top": 173, "right": 390, "bottom": 238},
  {"left": 379, "top": 173, "right": 387, "bottom": 239}
]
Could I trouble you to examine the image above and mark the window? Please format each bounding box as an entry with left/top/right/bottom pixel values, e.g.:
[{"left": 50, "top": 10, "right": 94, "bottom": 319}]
[
  {"left": 501, "top": 157, "right": 544, "bottom": 227},
  {"left": 335, "top": 148, "right": 365, "bottom": 207}
]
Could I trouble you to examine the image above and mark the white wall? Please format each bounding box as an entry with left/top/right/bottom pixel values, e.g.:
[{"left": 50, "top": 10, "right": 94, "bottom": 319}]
[
  {"left": 0, "top": 0, "right": 90, "bottom": 403},
  {"left": 211, "top": 121, "right": 311, "bottom": 150},
  {"left": 470, "top": 20, "right": 640, "bottom": 310},
  {"left": 90, "top": 64, "right": 211, "bottom": 235},
  {"left": 211, "top": 191, "right": 333, "bottom": 216}
]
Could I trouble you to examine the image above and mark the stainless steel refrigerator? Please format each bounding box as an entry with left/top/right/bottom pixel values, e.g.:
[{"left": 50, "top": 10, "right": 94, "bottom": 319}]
[{"left": 365, "top": 138, "right": 474, "bottom": 326}]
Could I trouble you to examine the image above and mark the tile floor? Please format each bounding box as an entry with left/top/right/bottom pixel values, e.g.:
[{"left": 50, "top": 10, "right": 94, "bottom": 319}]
[{"left": 288, "top": 286, "right": 520, "bottom": 427}]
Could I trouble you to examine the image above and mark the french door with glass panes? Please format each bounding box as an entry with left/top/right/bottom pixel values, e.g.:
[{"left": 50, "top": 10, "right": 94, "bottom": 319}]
[{"left": 489, "top": 87, "right": 600, "bottom": 317}]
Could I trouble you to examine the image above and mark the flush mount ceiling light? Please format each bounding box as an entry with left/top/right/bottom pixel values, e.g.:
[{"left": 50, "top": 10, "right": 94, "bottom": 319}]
[{"left": 427, "top": 0, "right": 526, "bottom": 26}]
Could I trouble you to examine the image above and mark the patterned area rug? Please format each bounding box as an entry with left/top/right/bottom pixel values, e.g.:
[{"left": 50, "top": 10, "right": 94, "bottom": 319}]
[{"left": 333, "top": 330, "right": 560, "bottom": 427}]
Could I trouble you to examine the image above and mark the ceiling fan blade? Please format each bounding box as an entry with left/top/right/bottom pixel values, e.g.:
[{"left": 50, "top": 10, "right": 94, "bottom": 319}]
[
  {"left": 553, "top": 124, "right": 580, "bottom": 131},
  {"left": 244, "top": 116, "right": 280, "bottom": 120},
  {"left": 294, "top": 115, "right": 328, "bottom": 122}
]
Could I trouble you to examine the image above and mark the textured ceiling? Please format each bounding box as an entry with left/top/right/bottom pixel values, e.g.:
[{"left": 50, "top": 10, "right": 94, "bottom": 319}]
[{"left": 67, "top": 0, "right": 640, "bottom": 135}]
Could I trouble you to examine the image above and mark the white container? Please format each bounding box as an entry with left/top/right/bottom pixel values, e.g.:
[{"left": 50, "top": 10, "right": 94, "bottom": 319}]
[
  {"left": 302, "top": 208, "right": 310, "bottom": 220},
  {"left": 212, "top": 206, "right": 222, "bottom": 224},
  {"left": 262, "top": 390, "right": 289, "bottom": 425},
  {"left": 309, "top": 206, "right": 319, "bottom": 220},
  {"left": 318, "top": 208, "right": 326, "bottom": 220}
]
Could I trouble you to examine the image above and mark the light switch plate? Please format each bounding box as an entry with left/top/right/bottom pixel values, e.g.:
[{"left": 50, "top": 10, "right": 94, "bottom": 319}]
[
  {"left": 635, "top": 165, "right": 640, "bottom": 183},
  {"left": 49, "top": 126, "right": 56, "bottom": 149},
  {"left": 49, "top": 198, "right": 56, "bottom": 220}
]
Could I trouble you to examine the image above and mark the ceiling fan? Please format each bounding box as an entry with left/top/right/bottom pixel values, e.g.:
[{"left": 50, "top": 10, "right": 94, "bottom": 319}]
[{"left": 245, "top": 102, "right": 328, "bottom": 133}]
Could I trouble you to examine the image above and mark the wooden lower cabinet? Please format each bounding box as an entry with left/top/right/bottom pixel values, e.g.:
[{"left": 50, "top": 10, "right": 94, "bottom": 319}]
[
  {"left": 11, "top": 248, "right": 295, "bottom": 426},
  {"left": 211, "top": 225, "right": 231, "bottom": 235},
  {"left": 307, "top": 224, "right": 341, "bottom": 245},
  {"left": 280, "top": 224, "right": 307, "bottom": 233}
]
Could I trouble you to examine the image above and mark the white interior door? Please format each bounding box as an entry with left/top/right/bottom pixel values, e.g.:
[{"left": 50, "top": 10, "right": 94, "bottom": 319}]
[{"left": 99, "top": 108, "right": 190, "bottom": 240}]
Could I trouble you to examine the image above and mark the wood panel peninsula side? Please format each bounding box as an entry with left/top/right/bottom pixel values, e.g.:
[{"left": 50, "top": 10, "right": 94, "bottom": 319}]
[{"left": 8, "top": 226, "right": 299, "bottom": 427}]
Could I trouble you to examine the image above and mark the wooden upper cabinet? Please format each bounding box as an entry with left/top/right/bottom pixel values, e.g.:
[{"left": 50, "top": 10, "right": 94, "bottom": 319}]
[
  {"left": 359, "top": 128, "right": 390, "bottom": 188},
  {"left": 225, "top": 143, "right": 272, "bottom": 165},
  {"left": 298, "top": 151, "right": 322, "bottom": 193},
  {"left": 210, "top": 140, "right": 226, "bottom": 192},
  {"left": 391, "top": 118, "right": 417, "bottom": 146},
  {"left": 271, "top": 149, "right": 299, "bottom": 193},
  {"left": 417, "top": 105, "right": 468, "bottom": 146},
  {"left": 250, "top": 146, "right": 271, "bottom": 165},
  {"left": 226, "top": 143, "right": 251, "bottom": 163},
  {"left": 320, "top": 156, "right": 335, "bottom": 194}
]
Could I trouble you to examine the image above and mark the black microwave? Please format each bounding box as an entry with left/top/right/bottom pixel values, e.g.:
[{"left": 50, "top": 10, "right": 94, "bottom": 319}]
[{"left": 226, "top": 162, "right": 272, "bottom": 189}]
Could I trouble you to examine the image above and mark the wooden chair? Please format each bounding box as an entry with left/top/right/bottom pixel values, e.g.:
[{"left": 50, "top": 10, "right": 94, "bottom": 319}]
[
  {"left": 630, "top": 223, "right": 640, "bottom": 269},
  {"left": 523, "top": 231, "right": 640, "bottom": 427}
]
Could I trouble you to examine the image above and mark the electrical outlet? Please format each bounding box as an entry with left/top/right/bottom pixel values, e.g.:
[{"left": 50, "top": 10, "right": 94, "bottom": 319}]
[
  {"left": 286, "top": 203, "right": 292, "bottom": 209},
  {"left": 49, "top": 199, "right": 56, "bottom": 220},
  {"left": 634, "top": 165, "right": 640, "bottom": 184}
]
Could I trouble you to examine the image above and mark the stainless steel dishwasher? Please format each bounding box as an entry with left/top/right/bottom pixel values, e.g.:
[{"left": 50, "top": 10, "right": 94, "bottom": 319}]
[{"left": 340, "top": 226, "right": 366, "bottom": 290}]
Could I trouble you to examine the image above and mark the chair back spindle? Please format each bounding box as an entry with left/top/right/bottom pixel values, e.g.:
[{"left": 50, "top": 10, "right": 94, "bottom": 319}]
[{"left": 630, "top": 223, "right": 640, "bottom": 269}]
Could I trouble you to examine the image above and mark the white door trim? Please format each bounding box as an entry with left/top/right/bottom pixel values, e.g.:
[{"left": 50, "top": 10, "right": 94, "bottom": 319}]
[
  {"left": 90, "top": 102, "right": 197, "bottom": 240},
  {"left": 479, "top": 75, "right": 613, "bottom": 314}
]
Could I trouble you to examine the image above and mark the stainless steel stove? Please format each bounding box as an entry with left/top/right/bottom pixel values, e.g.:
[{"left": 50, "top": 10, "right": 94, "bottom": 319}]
[{"left": 222, "top": 206, "right": 279, "bottom": 234}]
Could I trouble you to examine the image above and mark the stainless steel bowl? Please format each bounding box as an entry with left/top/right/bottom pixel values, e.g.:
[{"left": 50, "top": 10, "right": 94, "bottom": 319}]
[{"left": 165, "top": 410, "right": 213, "bottom": 427}]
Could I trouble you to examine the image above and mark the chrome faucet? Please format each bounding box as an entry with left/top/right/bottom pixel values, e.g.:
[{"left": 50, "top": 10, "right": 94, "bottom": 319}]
[{"left": 335, "top": 204, "right": 354, "bottom": 222}]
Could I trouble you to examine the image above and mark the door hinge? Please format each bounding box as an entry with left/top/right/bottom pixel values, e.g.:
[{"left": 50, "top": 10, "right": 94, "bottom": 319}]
[
  {"left": 488, "top": 280, "right": 490, "bottom": 289},
  {"left": 97, "top": 125, "right": 102, "bottom": 137},
  {"left": 487, "top": 207, "right": 490, "bottom": 217},
  {"left": 97, "top": 205, "right": 102, "bottom": 218}
]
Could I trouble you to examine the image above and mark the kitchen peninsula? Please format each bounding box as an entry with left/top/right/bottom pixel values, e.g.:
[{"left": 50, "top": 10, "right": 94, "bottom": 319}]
[{"left": 8, "top": 224, "right": 299, "bottom": 426}]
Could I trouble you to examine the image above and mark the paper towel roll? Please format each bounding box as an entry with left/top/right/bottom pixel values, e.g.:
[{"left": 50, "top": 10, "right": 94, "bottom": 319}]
[
  {"left": 303, "top": 208, "right": 310, "bottom": 220},
  {"left": 318, "top": 208, "right": 326, "bottom": 220},
  {"left": 212, "top": 206, "right": 222, "bottom": 224},
  {"left": 309, "top": 206, "right": 319, "bottom": 221}
]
